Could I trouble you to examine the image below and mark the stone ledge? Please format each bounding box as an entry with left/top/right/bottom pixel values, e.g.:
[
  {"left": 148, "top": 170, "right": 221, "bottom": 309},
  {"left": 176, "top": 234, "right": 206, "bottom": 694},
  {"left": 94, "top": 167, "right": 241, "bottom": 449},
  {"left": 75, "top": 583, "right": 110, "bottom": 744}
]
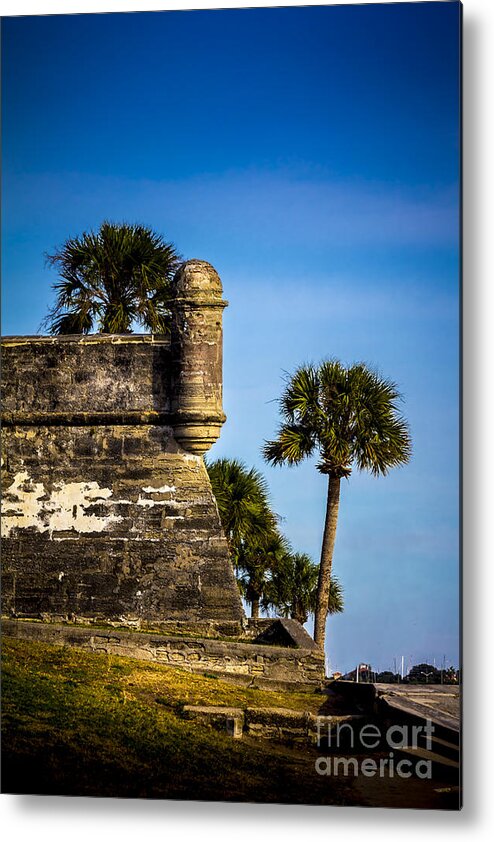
[
  {"left": 180, "top": 704, "right": 369, "bottom": 744},
  {"left": 1, "top": 411, "right": 175, "bottom": 427},
  {"left": 2, "top": 619, "right": 325, "bottom": 689},
  {"left": 245, "top": 706, "right": 308, "bottom": 741},
  {"left": 9, "top": 616, "right": 244, "bottom": 639},
  {"left": 1, "top": 334, "right": 171, "bottom": 345}
]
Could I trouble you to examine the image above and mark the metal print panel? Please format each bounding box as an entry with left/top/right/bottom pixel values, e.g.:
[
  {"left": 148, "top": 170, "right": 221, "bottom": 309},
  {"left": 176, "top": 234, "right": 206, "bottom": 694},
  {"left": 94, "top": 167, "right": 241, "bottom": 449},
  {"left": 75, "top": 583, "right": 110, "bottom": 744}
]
[{"left": 1, "top": 1, "right": 461, "bottom": 809}]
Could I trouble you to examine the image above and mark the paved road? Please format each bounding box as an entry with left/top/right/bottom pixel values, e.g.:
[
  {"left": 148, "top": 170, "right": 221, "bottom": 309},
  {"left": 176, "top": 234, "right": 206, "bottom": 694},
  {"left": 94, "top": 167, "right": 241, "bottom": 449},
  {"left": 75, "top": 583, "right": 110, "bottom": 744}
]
[{"left": 375, "top": 684, "right": 460, "bottom": 731}]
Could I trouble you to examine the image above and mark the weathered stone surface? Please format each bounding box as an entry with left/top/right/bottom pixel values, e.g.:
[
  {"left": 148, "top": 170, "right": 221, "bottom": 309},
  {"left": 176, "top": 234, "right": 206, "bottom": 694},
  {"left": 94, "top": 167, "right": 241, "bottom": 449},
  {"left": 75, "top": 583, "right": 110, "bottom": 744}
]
[
  {"left": 245, "top": 707, "right": 309, "bottom": 742},
  {"left": 2, "top": 620, "right": 325, "bottom": 687},
  {"left": 178, "top": 705, "right": 371, "bottom": 745},
  {"left": 1, "top": 261, "right": 244, "bottom": 625},
  {"left": 179, "top": 704, "right": 371, "bottom": 744},
  {"left": 1, "top": 334, "right": 172, "bottom": 423},
  {"left": 171, "top": 261, "right": 227, "bottom": 455},
  {"left": 1, "top": 425, "right": 243, "bottom": 623}
]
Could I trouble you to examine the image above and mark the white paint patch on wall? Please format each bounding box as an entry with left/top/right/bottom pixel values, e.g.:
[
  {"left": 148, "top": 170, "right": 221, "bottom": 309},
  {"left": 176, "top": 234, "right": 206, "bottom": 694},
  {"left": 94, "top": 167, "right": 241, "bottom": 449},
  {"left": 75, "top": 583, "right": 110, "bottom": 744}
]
[
  {"left": 136, "top": 497, "right": 181, "bottom": 508},
  {"left": 136, "top": 484, "right": 179, "bottom": 508},
  {"left": 1, "top": 471, "right": 123, "bottom": 538},
  {"left": 141, "top": 485, "right": 176, "bottom": 494}
]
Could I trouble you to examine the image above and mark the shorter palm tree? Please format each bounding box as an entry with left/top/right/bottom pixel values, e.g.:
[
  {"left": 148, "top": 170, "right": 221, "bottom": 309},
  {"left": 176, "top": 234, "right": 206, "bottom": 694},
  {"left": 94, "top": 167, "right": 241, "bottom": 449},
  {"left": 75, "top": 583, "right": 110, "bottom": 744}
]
[
  {"left": 262, "top": 551, "right": 344, "bottom": 625},
  {"left": 206, "top": 457, "right": 282, "bottom": 618},
  {"left": 42, "top": 221, "right": 182, "bottom": 334},
  {"left": 206, "top": 458, "right": 277, "bottom": 564},
  {"left": 237, "top": 531, "right": 290, "bottom": 619}
]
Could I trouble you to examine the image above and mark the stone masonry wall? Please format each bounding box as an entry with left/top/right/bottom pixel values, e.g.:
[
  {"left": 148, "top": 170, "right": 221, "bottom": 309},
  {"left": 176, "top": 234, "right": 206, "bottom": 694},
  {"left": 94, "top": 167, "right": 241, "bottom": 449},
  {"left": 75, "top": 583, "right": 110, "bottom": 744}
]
[
  {"left": 1, "top": 262, "right": 244, "bottom": 627},
  {"left": 1, "top": 423, "right": 242, "bottom": 623},
  {"left": 2, "top": 620, "right": 325, "bottom": 688},
  {"left": 1, "top": 334, "right": 172, "bottom": 422}
]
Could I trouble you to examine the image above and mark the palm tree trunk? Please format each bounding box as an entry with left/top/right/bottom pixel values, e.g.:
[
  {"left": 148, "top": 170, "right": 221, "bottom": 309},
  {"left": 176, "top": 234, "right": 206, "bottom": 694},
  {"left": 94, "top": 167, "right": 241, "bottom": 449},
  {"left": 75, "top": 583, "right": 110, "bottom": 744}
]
[
  {"left": 247, "top": 580, "right": 261, "bottom": 619},
  {"left": 313, "top": 473, "right": 341, "bottom": 650},
  {"left": 250, "top": 597, "right": 260, "bottom": 619}
]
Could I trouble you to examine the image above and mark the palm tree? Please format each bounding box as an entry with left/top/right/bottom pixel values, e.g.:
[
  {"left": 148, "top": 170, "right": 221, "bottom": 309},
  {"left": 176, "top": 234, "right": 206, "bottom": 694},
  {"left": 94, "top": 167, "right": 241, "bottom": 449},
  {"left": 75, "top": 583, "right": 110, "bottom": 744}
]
[
  {"left": 206, "top": 457, "right": 281, "bottom": 618},
  {"left": 41, "top": 221, "right": 182, "bottom": 334},
  {"left": 206, "top": 458, "right": 278, "bottom": 562},
  {"left": 263, "top": 360, "right": 411, "bottom": 650},
  {"left": 262, "top": 552, "right": 344, "bottom": 625},
  {"left": 237, "top": 530, "right": 290, "bottom": 619}
]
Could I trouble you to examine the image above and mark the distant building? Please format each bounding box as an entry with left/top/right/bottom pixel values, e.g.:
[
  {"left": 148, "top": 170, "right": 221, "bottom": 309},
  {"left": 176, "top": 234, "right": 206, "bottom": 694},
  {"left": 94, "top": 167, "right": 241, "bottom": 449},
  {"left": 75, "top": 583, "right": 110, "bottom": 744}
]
[{"left": 342, "top": 663, "right": 373, "bottom": 682}]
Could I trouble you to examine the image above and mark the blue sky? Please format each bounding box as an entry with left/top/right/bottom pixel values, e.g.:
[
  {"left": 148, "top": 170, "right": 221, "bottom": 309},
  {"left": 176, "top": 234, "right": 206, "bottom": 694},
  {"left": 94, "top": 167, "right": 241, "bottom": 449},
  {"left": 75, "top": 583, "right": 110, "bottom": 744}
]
[{"left": 2, "top": 2, "right": 461, "bottom": 673}]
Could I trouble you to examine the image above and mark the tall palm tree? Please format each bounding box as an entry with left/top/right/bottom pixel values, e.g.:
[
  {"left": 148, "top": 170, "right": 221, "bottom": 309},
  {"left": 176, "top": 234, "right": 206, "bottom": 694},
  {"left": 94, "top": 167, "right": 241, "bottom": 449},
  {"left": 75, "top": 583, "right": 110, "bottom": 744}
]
[
  {"left": 262, "top": 552, "right": 344, "bottom": 625},
  {"left": 41, "top": 221, "right": 182, "bottom": 334},
  {"left": 206, "top": 457, "right": 281, "bottom": 618},
  {"left": 263, "top": 360, "right": 411, "bottom": 650}
]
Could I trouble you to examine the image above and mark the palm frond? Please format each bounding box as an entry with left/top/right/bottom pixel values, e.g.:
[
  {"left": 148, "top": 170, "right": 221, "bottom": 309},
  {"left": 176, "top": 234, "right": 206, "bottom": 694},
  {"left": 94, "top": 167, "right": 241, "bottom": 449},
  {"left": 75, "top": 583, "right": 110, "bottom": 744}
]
[
  {"left": 262, "top": 550, "right": 344, "bottom": 623},
  {"left": 280, "top": 364, "right": 320, "bottom": 422},
  {"left": 207, "top": 458, "right": 279, "bottom": 560},
  {"left": 263, "top": 423, "right": 316, "bottom": 466},
  {"left": 328, "top": 576, "right": 344, "bottom": 615}
]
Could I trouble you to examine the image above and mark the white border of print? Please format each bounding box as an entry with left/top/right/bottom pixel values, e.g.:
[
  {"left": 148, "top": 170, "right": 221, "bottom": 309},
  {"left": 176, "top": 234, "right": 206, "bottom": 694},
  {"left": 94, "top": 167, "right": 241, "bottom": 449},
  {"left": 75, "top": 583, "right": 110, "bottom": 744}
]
[{"left": 1, "top": 0, "right": 493, "bottom": 839}]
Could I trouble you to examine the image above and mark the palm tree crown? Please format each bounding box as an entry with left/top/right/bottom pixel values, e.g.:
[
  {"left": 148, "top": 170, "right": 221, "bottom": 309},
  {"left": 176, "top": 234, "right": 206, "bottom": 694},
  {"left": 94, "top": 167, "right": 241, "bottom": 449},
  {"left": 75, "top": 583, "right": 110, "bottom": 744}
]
[
  {"left": 262, "top": 552, "right": 344, "bottom": 626},
  {"left": 264, "top": 359, "right": 411, "bottom": 478},
  {"left": 236, "top": 530, "right": 290, "bottom": 620},
  {"left": 206, "top": 458, "right": 278, "bottom": 563},
  {"left": 42, "top": 221, "right": 182, "bottom": 335}
]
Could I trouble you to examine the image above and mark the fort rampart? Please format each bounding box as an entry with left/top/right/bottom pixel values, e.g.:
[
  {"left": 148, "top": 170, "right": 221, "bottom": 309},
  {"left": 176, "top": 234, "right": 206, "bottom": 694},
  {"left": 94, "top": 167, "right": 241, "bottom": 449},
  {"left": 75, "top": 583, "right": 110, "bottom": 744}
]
[{"left": 1, "top": 261, "right": 244, "bottom": 628}]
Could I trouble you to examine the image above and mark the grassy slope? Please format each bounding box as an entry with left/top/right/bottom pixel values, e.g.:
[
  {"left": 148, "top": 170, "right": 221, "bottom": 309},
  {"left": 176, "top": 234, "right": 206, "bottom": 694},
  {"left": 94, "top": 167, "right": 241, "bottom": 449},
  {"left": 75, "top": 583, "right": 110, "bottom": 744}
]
[
  {"left": 1, "top": 636, "right": 349, "bottom": 803},
  {"left": 1, "top": 637, "right": 458, "bottom": 808}
]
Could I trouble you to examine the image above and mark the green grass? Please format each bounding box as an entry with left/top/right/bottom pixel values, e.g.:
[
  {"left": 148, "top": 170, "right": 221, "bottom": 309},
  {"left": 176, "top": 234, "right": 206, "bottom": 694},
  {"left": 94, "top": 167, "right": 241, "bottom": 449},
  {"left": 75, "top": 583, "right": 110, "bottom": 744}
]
[
  {"left": 1, "top": 637, "right": 459, "bottom": 808},
  {"left": 1, "top": 636, "right": 349, "bottom": 803}
]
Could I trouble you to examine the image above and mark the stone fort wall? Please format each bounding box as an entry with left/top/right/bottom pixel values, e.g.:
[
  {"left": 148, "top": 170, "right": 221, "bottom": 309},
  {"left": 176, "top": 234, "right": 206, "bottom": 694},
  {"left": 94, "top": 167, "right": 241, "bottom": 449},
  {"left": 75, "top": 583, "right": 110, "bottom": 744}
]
[{"left": 1, "top": 261, "right": 244, "bottom": 628}]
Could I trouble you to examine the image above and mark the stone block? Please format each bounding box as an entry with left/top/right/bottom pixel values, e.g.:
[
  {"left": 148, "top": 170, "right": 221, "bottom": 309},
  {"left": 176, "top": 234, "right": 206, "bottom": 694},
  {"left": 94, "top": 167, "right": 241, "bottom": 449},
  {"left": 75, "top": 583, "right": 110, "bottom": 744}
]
[
  {"left": 245, "top": 707, "right": 309, "bottom": 741},
  {"left": 182, "top": 705, "right": 244, "bottom": 738}
]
